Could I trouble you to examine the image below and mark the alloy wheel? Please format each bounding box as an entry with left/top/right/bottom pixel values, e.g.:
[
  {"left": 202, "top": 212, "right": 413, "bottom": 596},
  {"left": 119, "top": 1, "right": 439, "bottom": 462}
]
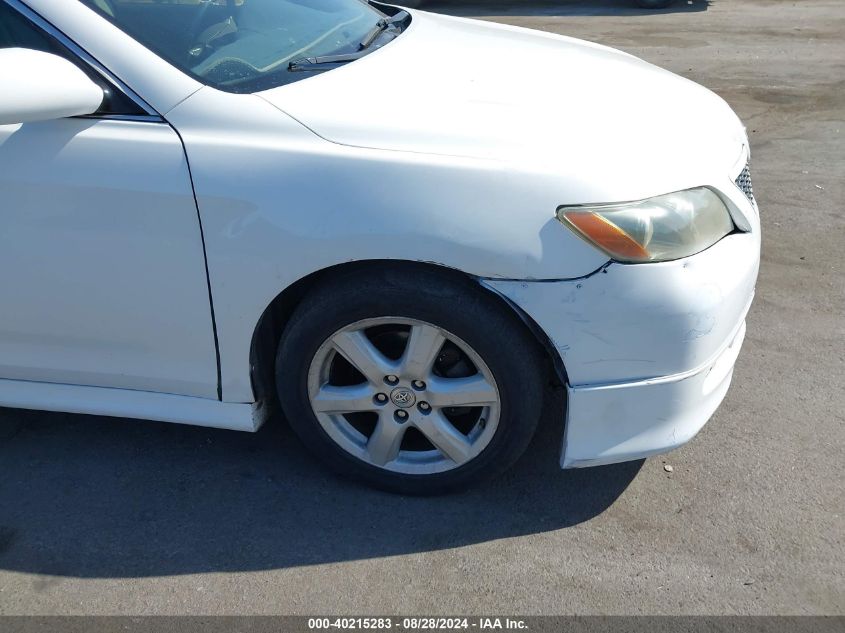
[{"left": 307, "top": 317, "right": 501, "bottom": 475}]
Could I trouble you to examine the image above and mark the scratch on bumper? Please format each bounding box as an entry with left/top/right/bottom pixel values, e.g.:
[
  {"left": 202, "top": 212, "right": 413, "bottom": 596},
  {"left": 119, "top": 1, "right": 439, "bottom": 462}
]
[{"left": 483, "top": 230, "right": 759, "bottom": 468}]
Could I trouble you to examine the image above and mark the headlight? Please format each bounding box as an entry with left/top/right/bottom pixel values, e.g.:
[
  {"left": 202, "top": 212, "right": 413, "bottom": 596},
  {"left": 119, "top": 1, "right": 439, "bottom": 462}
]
[{"left": 556, "top": 187, "right": 734, "bottom": 263}]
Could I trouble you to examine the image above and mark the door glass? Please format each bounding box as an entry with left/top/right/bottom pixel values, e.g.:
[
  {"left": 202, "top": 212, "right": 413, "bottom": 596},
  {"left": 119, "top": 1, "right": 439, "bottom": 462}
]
[{"left": 0, "top": 3, "right": 63, "bottom": 51}]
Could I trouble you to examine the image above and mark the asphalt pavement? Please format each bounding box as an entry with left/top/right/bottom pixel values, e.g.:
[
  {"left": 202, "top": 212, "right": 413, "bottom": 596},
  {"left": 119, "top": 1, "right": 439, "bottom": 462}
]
[{"left": 0, "top": 0, "right": 842, "bottom": 616}]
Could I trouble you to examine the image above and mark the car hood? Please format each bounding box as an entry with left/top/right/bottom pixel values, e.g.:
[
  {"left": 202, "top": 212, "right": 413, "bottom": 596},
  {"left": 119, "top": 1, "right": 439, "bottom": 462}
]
[{"left": 259, "top": 11, "right": 747, "bottom": 199}]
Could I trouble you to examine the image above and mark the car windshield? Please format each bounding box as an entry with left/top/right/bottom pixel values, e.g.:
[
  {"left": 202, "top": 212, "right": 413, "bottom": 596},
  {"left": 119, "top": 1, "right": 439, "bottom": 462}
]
[{"left": 78, "top": 0, "right": 394, "bottom": 93}]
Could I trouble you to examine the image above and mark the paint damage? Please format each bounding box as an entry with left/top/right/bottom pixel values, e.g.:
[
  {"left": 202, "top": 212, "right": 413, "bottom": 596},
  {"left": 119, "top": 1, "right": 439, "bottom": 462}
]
[{"left": 481, "top": 230, "right": 759, "bottom": 468}]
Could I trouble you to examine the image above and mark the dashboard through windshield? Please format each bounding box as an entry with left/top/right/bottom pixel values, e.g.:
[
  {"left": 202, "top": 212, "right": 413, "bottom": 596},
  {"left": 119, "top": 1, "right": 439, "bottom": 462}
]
[{"left": 79, "top": 0, "right": 399, "bottom": 93}]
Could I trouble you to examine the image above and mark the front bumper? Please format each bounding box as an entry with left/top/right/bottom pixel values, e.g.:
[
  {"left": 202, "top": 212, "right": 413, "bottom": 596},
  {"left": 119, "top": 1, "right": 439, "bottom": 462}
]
[
  {"left": 562, "top": 313, "right": 748, "bottom": 467},
  {"left": 484, "top": 222, "right": 760, "bottom": 468}
]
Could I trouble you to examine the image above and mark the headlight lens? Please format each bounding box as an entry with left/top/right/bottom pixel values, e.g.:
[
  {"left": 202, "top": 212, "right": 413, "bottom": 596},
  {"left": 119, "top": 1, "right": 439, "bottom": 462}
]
[{"left": 556, "top": 187, "right": 734, "bottom": 263}]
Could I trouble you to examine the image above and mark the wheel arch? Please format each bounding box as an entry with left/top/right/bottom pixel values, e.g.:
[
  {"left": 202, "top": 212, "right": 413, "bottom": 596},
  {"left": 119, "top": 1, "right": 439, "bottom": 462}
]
[{"left": 248, "top": 259, "right": 567, "bottom": 408}]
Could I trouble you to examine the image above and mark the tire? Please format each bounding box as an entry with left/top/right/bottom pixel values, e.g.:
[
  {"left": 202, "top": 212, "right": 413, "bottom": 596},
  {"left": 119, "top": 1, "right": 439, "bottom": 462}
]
[
  {"left": 275, "top": 264, "right": 545, "bottom": 495},
  {"left": 635, "top": 0, "right": 674, "bottom": 8}
]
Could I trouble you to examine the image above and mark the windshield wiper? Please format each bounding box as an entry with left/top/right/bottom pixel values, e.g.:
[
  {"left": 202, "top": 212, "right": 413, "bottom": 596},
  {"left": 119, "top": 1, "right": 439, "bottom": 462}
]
[
  {"left": 360, "top": 10, "right": 409, "bottom": 49},
  {"left": 288, "top": 51, "right": 366, "bottom": 72},
  {"left": 289, "top": 11, "right": 409, "bottom": 72}
]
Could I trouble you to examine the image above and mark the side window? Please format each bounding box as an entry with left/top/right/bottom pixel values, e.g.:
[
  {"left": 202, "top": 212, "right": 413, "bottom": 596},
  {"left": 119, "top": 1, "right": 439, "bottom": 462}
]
[
  {"left": 0, "top": 1, "right": 146, "bottom": 116},
  {"left": 0, "top": 2, "right": 63, "bottom": 51}
]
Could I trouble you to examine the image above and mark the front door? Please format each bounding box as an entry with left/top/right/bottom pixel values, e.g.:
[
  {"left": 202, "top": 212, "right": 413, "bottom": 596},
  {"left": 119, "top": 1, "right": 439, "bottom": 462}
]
[{"left": 0, "top": 2, "right": 218, "bottom": 398}]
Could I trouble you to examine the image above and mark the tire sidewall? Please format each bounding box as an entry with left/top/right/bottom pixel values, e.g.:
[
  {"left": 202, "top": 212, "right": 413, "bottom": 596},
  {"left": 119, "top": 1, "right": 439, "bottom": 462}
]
[{"left": 276, "top": 268, "right": 543, "bottom": 494}]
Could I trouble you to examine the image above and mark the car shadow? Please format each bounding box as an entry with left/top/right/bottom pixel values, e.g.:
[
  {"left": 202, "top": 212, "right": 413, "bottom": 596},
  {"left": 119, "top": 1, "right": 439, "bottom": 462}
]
[
  {"left": 419, "top": 0, "right": 710, "bottom": 17},
  {"left": 0, "top": 386, "right": 641, "bottom": 579}
]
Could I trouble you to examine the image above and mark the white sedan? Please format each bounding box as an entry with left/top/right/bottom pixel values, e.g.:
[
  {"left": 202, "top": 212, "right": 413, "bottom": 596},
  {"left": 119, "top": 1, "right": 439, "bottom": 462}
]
[{"left": 0, "top": 0, "right": 759, "bottom": 494}]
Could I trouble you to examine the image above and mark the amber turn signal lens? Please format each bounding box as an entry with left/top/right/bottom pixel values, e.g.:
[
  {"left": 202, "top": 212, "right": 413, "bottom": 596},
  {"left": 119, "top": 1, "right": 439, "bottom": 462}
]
[{"left": 560, "top": 211, "right": 651, "bottom": 262}]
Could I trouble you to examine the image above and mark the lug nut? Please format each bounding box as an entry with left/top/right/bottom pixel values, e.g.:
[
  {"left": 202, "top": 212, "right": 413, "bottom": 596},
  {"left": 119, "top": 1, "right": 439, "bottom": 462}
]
[
  {"left": 394, "top": 410, "right": 409, "bottom": 422},
  {"left": 385, "top": 375, "right": 399, "bottom": 385},
  {"left": 374, "top": 393, "right": 388, "bottom": 404},
  {"left": 418, "top": 402, "right": 431, "bottom": 413},
  {"left": 412, "top": 380, "right": 426, "bottom": 390}
]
